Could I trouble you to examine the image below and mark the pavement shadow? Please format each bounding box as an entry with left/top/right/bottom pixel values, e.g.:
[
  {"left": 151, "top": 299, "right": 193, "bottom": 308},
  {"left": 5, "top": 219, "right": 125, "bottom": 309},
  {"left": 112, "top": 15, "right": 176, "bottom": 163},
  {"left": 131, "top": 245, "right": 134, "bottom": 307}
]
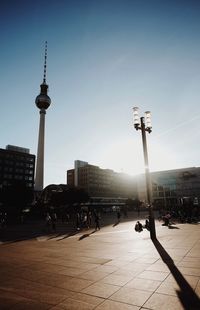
[
  {"left": 0, "top": 211, "right": 152, "bottom": 243},
  {"left": 0, "top": 225, "right": 80, "bottom": 243},
  {"left": 0, "top": 229, "right": 48, "bottom": 244},
  {"left": 113, "top": 221, "right": 120, "bottom": 227},
  {"left": 56, "top": 230, "right": 80, "bottom": 241},
  {"left": 79, "top": 230, "right": 96, "bottom": 240},
  {"left": 47, "top": 233, "right": 61, "bottom": 240},
  {"left": 168, "top": 225, "right": 180, "bottom": 229},
  {"left": 153, "top": 238, "right": 200, "bottom": 309}
]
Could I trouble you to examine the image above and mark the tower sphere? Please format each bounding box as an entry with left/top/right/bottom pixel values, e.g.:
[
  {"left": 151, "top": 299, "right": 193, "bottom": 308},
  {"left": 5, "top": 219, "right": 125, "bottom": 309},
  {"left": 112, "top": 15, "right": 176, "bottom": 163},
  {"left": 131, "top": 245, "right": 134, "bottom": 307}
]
[
  {"left": 35, "top": 93, "right": 51, "bottom": 110},
  {"left": 35, "top": 83, "right": 51, "bottom": 110}
]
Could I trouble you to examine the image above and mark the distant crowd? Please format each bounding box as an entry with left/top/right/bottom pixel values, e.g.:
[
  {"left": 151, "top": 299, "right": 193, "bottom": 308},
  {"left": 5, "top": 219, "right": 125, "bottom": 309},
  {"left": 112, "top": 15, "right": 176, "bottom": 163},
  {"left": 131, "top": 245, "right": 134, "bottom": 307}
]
[{"left": 45, "top": 209, "right": 102, "bottom": 233}]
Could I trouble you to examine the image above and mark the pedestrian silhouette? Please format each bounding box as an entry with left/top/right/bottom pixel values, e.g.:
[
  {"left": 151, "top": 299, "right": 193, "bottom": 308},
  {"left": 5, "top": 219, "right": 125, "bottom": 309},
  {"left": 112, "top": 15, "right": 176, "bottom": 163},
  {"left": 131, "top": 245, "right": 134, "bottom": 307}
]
[{"left": 94, "top": 213, "right": 100, "bottom": 230}]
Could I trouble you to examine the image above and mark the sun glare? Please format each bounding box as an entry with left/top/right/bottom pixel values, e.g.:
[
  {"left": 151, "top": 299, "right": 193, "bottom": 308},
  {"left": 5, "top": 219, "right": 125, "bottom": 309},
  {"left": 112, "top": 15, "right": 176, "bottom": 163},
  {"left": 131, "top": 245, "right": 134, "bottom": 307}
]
[
  {"left": 98, "top": 137, "right": 180, "bottom": 176},
  {"left": 99, "top": 138, "right": 144, "bottom": 175}
]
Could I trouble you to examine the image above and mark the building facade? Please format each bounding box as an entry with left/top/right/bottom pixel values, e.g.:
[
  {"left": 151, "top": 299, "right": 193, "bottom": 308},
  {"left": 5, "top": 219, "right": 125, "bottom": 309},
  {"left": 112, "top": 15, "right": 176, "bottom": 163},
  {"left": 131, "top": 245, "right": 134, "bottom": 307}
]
[
  {"left": 67, "top": 160, "right": 137, "bottom": 199},
  {"left": 0, "top": 145, "right": 35, "bottom": 189},
  {"left": 137, "top": 167, "right": 200, "bottom": 209}
]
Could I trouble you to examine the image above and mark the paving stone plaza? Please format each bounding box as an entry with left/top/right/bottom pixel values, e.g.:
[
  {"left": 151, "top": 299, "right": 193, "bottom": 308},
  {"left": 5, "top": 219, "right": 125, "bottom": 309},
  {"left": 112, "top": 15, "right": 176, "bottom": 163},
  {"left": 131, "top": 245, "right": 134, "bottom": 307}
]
[{"left": 0, "top": 215, "right": 200, "bottom": 309}]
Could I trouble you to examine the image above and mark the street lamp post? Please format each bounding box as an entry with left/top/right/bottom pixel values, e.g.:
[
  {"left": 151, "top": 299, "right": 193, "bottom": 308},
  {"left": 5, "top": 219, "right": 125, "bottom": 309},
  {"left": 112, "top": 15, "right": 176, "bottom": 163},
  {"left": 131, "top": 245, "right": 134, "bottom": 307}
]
[{"left": 133, "top": 107, "right": 156, "bottom": 240}]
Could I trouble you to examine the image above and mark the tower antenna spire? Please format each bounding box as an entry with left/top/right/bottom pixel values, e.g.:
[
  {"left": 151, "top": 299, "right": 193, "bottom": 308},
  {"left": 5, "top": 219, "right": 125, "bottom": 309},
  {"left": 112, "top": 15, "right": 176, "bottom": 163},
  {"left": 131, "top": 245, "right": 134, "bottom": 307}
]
[{"left": 43, "top": 41, "right": 47, "bottom": 84}]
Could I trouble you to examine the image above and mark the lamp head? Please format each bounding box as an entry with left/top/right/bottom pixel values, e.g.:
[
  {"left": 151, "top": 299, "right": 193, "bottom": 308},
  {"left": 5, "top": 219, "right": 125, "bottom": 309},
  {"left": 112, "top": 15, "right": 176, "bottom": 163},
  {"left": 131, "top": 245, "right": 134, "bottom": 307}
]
[
  {"left": 145, "top": 111, "right": 152, "bottom": 133},
  {"left": 133, "top": 107, "right": 140, "bottom": 130}
]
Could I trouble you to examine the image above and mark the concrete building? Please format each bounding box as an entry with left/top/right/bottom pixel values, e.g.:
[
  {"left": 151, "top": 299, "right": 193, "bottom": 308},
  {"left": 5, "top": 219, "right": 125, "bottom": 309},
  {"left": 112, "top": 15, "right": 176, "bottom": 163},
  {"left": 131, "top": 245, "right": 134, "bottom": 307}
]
[
  {"left": 35, "top": 42, "right": 51, "bottom": 192},
  {"left": 0, "top": 145, "right": 35, "bottom": 189},
  {"left": 67, "top": 160, "right": 137, "bottom": 199},
  {"left": 137, "top": 167, "right": 200, "bottom": 209},
  {"left": 68, "top": 161, "right": 200, "bottom": 210}
]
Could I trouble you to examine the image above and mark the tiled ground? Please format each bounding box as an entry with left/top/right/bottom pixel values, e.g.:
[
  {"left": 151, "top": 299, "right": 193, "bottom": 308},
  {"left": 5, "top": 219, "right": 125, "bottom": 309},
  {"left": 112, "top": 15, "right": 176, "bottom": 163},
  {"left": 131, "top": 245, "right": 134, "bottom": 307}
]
[{"left": 0, "top": 218, "right": 200, "bottom": 309}]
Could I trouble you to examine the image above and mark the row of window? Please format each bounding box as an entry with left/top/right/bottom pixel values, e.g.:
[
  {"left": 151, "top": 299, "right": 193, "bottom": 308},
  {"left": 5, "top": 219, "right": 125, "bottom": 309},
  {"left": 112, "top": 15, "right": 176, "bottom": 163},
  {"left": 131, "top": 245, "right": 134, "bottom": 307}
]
[
  {"left": 0, "top": 157, "right": 34, "bottom": 163},
  {"left": 153, "top": 191, "right": 176, "bottom": 198},
  {"left": 2, "top": 180, "right": 33, "bottom": 187},
  {"left": 2, "top": 174, "right": 33, "bottom": 181},
  {"left": 2, "top": 160, "right": 34, "bottom": 166},
  {"left": 1, "top": 167, "right": 34, "bottom": 174},
  {"left": 152, "top": 185, "right": 176, "bottom": 191}
]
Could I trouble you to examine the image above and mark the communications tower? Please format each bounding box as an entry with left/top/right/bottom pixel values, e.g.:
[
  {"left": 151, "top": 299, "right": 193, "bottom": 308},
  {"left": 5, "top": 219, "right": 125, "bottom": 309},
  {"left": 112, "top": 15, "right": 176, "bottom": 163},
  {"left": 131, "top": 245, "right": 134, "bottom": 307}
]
[{"left": 34, "top": 42, "right": 51, "bottom": 191}]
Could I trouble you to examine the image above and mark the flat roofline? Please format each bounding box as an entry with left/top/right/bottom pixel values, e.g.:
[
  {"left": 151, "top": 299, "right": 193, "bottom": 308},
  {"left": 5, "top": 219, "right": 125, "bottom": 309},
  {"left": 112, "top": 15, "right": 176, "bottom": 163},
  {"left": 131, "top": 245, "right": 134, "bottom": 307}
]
[
  {"left": 151, "top": 167, "right": 199, "bottom": 174},
  {"left": 135, "top": 167, "right": 200, "bottom": 178}
]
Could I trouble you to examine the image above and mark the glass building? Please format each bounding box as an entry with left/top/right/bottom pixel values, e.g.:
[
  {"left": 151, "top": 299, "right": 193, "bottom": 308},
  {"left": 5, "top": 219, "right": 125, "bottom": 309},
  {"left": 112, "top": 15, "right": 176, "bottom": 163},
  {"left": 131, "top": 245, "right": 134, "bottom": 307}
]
[{"left": 137, "top": 167, "right": 200, "bottom": 210}]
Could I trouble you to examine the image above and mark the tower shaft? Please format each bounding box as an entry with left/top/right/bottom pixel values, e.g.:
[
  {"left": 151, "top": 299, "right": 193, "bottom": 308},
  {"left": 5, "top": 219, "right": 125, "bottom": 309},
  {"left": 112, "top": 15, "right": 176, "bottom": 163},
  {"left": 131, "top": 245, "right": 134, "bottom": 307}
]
[{"left": 35, "top": 109, "right": 46, "bottom": 191}]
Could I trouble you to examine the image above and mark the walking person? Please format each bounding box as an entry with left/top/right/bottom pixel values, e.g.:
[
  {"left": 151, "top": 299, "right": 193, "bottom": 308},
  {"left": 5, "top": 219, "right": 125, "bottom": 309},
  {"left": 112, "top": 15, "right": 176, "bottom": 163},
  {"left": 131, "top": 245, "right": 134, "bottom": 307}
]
[
  {"left": 88, "top": 211, "right": 92, "bottom": 227},
  {"left": 83, "top": 213, "right": 88, "bottom": 228},
  {"left": 94, "top": 212, "right": 100, "bottom": 231},
  {"left": 145, "top": 218, "right": 150, "bottom": 230},
  {"left": 117, "top": 210, "right": 121, "bottom": 223},
  {"left": 45, "top": 212, "right": 51, "bottom": 232},
  {"left": 76, "top": 212, "right": 81, "bottom": 230},
  {"left": 51, "top": 212, "right": 57, "bottom": 232}
]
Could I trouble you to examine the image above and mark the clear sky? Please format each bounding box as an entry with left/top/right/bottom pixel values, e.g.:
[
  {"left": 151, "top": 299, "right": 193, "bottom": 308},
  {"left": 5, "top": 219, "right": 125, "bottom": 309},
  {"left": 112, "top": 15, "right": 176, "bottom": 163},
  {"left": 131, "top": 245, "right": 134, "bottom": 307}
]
[{"left": 1, "top": 0, "right": 200, "bottom": 186}]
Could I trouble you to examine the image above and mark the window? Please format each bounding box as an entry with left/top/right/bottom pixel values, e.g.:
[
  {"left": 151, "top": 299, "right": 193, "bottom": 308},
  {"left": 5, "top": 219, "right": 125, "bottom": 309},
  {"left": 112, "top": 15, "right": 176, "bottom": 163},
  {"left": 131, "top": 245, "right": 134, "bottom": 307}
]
[
  {"left": 28, "top": 157, "right": 34, "bottom": 162},
  {"left": 16, "top": 168, "right": 23, "bottom": 173}
]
